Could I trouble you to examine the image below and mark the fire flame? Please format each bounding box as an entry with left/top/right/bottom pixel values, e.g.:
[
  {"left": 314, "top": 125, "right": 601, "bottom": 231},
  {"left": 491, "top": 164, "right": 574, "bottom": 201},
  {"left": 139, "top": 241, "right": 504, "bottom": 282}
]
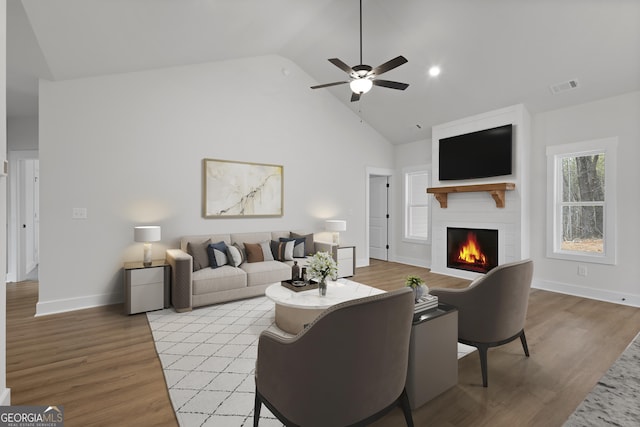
[{"left": 457, "top": 232, "right": 487, "bottom": 266}]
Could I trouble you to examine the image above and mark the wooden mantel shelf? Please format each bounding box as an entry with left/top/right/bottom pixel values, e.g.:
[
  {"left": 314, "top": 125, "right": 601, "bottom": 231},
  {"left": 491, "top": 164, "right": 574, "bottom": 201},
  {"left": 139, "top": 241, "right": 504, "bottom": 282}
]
[{"left": 427, "top": 183, "right": 516, "bottom": 208}]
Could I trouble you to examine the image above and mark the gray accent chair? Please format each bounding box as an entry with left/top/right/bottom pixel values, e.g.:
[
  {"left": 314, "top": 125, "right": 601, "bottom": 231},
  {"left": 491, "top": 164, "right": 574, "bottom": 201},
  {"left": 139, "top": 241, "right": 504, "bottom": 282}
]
[
  {"left": 254, "top": 287, "right": 415, "bottom": 427},
  {"left": 429, "top": 259, "right": 534, "bottom": 387}
]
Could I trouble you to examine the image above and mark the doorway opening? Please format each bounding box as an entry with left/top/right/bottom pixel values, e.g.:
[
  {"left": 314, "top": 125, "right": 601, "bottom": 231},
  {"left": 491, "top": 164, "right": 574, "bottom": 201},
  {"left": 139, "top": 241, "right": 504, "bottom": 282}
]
[
  {"left": 8, "top": 151, "right": 40, "bottom": 283},
  {"left": 367, "top": 167, "right": 393, "bottom": 263}
]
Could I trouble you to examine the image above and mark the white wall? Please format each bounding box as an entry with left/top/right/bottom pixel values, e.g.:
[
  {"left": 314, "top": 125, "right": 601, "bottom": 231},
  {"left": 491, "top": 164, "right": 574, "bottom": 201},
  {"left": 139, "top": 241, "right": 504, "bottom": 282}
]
[
  {"left": 392, "top": 139, "right": 432, "bottom": 267},
  {"left": 7, "top": 116, "right": 38, "bottom": 150},
  {"left": 531, "top": 91, "right": 640, "bottom": 306},
  {"left": 37, "top": 55, "right": 395, "bottom": 315},
  {"left": 1, "top": 2, "right": 12, "bottom": 405}
]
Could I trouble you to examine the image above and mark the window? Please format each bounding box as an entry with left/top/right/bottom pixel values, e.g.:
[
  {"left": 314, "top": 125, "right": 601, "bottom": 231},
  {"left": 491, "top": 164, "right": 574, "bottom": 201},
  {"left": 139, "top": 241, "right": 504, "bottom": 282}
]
[
  {"left": 546, "top": 138, "right": 617, "bottom": 264},
  {"left": 404, "top": 167, "right": 430, "bottom": 243}
]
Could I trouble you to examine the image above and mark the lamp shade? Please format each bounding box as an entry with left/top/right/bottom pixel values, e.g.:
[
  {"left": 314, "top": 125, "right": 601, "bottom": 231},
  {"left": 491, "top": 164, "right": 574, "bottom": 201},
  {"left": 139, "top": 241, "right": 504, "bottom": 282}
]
[
  {"left": 134, "top": 226, "right": 161, "bottom": 243},
  {"left": 325, "top": 220, "right": 347, "bottom": 232}
]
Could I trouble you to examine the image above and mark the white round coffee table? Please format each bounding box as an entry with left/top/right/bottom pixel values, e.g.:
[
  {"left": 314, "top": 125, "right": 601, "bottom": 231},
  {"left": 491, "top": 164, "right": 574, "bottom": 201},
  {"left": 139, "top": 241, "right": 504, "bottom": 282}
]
[{"left": 265, "top": 279, "right": 385, "bottom": 334}]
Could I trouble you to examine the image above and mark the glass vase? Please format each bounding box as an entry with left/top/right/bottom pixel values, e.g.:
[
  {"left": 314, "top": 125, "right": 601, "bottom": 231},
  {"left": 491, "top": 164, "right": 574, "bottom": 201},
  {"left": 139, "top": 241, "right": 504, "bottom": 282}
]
[{"left": 319, "top": 278, "right": 327, "bottom": 296}]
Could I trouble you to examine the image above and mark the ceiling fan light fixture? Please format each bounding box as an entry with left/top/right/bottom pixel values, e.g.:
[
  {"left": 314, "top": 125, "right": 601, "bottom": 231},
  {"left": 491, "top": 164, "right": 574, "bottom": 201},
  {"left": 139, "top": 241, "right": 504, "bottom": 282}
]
[{"left": 350, "top": 78, "right": 373, "bottom": 94}]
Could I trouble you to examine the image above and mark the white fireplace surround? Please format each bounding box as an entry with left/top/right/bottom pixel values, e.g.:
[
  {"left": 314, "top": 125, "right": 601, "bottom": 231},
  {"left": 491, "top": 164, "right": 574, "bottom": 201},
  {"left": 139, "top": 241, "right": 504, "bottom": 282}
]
[{"left": 429, "top": 104, "right": 531, "bottom": 280}]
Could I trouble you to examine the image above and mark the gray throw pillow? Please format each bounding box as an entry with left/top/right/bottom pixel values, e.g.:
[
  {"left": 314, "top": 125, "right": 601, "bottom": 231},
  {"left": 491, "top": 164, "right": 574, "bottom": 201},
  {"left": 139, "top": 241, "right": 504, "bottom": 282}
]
[{"left": 187, "top": 239, "right": 211, "bottom": 271}]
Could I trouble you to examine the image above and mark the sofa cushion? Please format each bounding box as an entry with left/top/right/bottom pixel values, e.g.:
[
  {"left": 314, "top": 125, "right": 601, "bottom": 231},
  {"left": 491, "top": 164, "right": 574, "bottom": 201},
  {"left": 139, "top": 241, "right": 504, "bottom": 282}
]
[
  {"left": 207, "top": 241, "right": 229, "bottom": 268},
  {"left": 291, "top": 232, "right": 315, "bottom": 256},
  {"left": 192, "top": 265, "right": 246, "bottom": 295},
  {"left": 187, "top": 238, "right": 211, "bottom": 271},
  {"left": 244, "top": 242, "right": 264, "bottom": 263},
  {"left": 240, "top": 261, "right": 292, "bottom": 287}
]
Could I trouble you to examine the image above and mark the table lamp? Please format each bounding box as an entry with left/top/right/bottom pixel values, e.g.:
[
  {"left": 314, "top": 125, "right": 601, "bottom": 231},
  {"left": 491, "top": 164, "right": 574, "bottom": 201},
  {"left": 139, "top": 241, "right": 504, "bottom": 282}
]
[
  {"left": 325, "top": 220, "right": 346, "bottom": 245},
  {"left": 134, "top": 226, "right": 161, "bottom": 267}
]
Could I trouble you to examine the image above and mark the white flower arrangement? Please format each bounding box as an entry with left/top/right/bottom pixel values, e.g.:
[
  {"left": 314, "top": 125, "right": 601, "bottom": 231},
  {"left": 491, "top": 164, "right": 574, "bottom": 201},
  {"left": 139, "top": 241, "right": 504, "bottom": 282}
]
[{"left": 306, "top": 251, "right": 338, "bottom": 282}]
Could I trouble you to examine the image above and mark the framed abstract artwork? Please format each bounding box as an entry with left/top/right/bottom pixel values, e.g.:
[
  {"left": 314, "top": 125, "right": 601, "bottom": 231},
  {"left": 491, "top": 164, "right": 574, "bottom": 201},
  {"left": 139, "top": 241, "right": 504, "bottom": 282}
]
[{"left": 203, "top": 158, "right": 283, "bottom": 218}]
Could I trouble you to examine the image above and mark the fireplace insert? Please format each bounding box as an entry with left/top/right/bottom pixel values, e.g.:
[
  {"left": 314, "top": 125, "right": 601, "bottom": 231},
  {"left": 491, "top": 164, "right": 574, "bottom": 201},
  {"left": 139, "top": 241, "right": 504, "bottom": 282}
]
[{"left": 447, "top": 227, "right": 498, "bottom": 274}]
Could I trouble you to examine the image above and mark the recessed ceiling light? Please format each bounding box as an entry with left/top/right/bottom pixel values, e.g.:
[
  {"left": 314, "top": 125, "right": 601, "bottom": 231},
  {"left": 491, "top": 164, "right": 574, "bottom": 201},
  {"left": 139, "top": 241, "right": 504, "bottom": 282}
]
[{"left": 428, "top": 66, "right": 441, "bottom": 77}]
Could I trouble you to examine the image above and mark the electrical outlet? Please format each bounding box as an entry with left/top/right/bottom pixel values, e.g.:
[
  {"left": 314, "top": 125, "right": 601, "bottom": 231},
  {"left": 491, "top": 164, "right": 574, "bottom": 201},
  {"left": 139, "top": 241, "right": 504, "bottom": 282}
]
[
  {"left": 577, "top": 264, "right": 587, "bottom": 276},
  {"left": 72, "top": 207, "right": 87, "bottom": 219}
]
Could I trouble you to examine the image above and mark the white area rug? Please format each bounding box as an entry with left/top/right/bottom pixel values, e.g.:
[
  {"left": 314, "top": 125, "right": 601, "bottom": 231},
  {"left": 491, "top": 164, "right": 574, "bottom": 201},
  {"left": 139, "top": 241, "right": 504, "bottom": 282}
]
[{"left": 147, "top": 296, "right": 476, "bottom": 427}]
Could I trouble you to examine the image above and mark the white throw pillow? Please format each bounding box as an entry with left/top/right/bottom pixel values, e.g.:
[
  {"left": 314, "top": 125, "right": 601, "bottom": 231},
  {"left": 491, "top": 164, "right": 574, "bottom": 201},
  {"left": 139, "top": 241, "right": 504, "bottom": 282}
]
[
  {"left": 227, "top": 245, "right": 243, "bottom": 267},
  {"left": 260, "top": 241, "right": 274, "bottom": 261},
  {"left": 283, "top": 240, "right": 295, "bottom": 261}
]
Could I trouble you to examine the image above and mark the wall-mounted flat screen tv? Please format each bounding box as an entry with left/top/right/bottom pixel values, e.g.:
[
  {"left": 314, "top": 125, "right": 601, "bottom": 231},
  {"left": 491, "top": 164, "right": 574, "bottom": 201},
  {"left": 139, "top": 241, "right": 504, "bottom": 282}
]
[{"left": 438, "top": 124, "right": 513, "bottom": 181}]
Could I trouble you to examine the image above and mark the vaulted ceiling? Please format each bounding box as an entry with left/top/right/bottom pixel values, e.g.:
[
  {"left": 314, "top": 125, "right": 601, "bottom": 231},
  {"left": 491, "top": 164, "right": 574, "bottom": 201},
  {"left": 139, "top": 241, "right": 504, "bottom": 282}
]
[{"left": 7, "top": 0, "right": 640, "bottom": 144}]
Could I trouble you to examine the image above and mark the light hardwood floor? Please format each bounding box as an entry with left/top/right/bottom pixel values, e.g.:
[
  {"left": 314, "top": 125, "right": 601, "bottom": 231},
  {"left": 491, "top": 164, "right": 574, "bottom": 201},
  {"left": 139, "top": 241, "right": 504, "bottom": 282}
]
[{"left": 7, "top": 260, "right": 640, "bottom": 427}]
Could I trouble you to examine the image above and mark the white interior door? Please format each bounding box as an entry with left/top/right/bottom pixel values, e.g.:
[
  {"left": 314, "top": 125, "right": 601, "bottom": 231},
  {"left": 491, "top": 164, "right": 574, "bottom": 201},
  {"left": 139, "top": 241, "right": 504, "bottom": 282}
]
[
  {"left": 369, "top": 175, "right": 389, "bottom": 261},
  {"left": 19, "top": 159, "right": 39, "bottom": 279}
]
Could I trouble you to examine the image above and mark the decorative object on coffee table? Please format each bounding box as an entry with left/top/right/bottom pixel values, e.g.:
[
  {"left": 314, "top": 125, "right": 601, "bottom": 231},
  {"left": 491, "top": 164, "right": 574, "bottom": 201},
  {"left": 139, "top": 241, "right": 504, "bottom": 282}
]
[
  {"left": 280, "top": 280, "right": 318, "bottom": 293},
  {"left": 405, "top": 275, "right": 428, "bottom": 302},
  {"left": 306, "top": 251, "right": 337, "bottom": 296},
  {"left": 292, "top": 261, "right": 300, "bottom": 280}
]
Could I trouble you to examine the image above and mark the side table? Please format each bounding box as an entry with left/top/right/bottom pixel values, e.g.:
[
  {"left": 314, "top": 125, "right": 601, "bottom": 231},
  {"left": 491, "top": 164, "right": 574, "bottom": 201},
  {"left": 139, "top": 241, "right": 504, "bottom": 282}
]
[
  {"left": 123, "top": 260, "right": 170, "bottom": 315},
  {"left": 406, "top": 303, "right": 458, "bottom": 409},
  {"left": 332, "top": 245, "right": 355, "bottom": 278}
]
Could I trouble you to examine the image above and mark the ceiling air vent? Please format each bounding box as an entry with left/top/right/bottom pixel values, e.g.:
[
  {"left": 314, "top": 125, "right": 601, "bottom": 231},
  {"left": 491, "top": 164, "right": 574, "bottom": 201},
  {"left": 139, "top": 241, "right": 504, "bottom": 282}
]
[{"left": 550, "top": 79, "right": 579, "bottom": 95}]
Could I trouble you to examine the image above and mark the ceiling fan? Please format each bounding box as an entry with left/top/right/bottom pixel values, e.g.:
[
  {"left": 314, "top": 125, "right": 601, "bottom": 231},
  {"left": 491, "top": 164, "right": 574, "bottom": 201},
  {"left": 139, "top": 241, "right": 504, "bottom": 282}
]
[{"left": 311, "top": 0, "right": 409, "bottom": 102}]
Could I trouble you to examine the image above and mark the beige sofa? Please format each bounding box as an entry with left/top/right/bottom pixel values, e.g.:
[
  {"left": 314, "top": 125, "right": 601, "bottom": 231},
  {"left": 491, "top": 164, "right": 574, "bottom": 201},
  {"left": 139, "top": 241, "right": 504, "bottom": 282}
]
[{"left": 166, "top": 231, "right": 334, "bottom": 312}]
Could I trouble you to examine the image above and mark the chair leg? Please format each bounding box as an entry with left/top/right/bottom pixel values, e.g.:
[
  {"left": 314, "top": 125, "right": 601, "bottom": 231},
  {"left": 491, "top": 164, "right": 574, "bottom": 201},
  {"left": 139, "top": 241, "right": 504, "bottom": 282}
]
[
  {"left": 253, "top": 389, "right": 262, "bottom": 427},
  {"left": 519, "top": 330, "right": 530, "bottom": 357},
  {"left": 398, "top": 388, "right": 414, "bottom": 427},
  {"left": 477, "top": 344, "right": 489, "bottom": 387}
]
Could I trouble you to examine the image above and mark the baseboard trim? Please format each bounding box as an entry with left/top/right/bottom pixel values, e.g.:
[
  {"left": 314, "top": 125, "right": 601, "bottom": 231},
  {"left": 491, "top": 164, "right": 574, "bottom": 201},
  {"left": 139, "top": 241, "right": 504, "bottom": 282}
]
[
  {"left": 0, "top": 388, "right": 11, "bottom": 406},
  {"left": 391, "top": 255, "right": 430, "bottom": 269},
  {"left": 532, "top": 278, "right": 640, "bottom": 308},
  {"left": 35, "top": 292, "right": 123, "bottom": 316}
]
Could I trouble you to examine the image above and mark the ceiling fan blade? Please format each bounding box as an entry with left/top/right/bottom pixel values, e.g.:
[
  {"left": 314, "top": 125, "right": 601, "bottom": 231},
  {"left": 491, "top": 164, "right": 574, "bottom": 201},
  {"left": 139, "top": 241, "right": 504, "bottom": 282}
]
[
  {"left": 372, "top": 56, "right": 408, "bottom": 76},
  {"left": 328, "top": 58, "right": 355, "bottom": 74},
  {"left": 351, "top": 92, "right": 361, "bottom": 102},
  {"left": 373, "top": 79, "right": 409, "bottom": 90},
  {"left": 311, "top": 81, "right": 349, "bottom": 89}
]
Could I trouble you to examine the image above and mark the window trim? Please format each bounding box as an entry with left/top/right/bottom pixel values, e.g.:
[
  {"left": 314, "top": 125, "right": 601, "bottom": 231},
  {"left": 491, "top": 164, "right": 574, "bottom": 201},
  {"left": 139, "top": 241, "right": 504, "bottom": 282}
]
[
  {"left": 403, "top": 165, "right": 431, "bottom": 245},
  {"left": 546, "top": 137, "right": 617, "bottom": 265}
]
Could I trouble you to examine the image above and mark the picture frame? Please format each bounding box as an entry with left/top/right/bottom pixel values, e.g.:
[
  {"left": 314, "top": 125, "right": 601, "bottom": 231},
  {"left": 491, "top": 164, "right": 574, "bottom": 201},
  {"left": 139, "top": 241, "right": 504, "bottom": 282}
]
[{"left": 203, "top": 158, "right": 283, "bottom": 218}]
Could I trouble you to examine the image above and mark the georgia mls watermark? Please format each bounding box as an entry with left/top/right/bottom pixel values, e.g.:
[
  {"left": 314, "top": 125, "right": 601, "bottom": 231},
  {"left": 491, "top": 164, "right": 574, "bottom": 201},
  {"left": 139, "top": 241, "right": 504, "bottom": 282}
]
[{"left": 0, "top": 406, "right": 63, "bottom": 427}]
